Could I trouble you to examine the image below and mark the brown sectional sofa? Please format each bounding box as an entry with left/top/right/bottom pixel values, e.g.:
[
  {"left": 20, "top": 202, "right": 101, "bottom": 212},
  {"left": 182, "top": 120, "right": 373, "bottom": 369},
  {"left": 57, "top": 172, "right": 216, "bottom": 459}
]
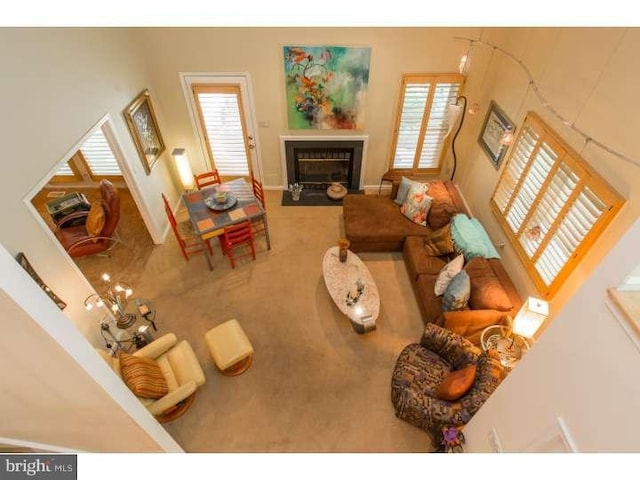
[
  {"left": 403, "top": 236, "right": 522, "bottom": 343},
  {"left": 343, "top": 180, "right": 467, "bottom": 252},
  {"left": 342, "top": 179, "right": 522, "bottom": 344}
]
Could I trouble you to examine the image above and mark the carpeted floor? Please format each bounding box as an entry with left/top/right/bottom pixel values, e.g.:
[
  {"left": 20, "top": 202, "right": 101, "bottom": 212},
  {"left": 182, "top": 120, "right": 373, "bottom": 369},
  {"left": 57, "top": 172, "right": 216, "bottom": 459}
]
[{"left": 40, "top": 187, "right": 434, "bottom": 452}]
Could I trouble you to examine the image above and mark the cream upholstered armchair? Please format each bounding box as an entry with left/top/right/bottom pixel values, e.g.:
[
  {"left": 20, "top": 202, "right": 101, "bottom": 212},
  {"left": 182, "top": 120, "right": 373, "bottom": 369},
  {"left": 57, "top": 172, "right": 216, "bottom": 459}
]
[{"left": 98, "top": 333, "right": 206, "bottom": 423}]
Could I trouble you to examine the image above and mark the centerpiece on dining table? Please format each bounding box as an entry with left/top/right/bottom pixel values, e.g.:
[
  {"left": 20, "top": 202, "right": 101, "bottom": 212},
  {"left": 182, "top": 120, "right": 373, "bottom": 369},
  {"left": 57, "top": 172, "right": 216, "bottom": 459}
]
[{"left": 204, "top": 189, "right": 238, "bottom": 211}]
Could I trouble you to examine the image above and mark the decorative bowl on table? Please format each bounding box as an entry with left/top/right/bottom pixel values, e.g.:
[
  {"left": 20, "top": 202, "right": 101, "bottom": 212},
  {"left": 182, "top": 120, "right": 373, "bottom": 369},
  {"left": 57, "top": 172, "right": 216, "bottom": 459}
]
[
  {"left": 215, "top": 191, "right": 228, "bottom": 204},
  {"left": 204, "top": 193, "right": 238, "bottom": 211}
]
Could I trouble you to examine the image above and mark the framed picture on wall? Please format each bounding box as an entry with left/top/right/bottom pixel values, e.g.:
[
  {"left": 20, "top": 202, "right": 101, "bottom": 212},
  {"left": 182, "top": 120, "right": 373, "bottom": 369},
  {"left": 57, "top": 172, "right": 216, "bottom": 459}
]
[
  {"left": 478, "top": 101, "right": 514, "bottom": 170},
  {"left": 124, "top": 89, "right": 166, "bottom": 175}
]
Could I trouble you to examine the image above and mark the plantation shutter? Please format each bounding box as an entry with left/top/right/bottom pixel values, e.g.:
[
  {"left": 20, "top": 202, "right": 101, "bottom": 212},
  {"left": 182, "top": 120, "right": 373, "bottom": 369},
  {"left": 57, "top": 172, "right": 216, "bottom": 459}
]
[
  {"left": 192, "top": 84, "right": 250, "bottom": 177},
  {"left": 80, "top": 128, "right": 122, "bottom": 179},
  {"left": 393, "top": 83, "right": 430, "bottom": 169},
  {"left": 418, "top": 82, "right": 462, "bottom": 168},
  {"left": 53, "top": 128, "right": 121, "bottom": 182},
  {"left": 51, "top": 155, "right": 83, "bottom": 183},
  {"left": 390, "top": 73, "right": 464, "bottom": 174},
  {"left": 491, "top": 112, "right": 624, "bottom": 299},
  {"left": 55, "top": 162, "right": 75, "bottom": 177}
]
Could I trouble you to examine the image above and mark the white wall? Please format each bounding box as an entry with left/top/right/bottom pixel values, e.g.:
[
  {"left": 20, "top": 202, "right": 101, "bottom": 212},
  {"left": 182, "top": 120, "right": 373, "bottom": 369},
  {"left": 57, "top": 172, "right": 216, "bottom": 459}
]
[
  {"left": 465, "top": 219, "right": 640, "bottom": 452},
  {"left": 452, "top": 27, "right": 640, "bottom": 452},
  {"left": 0, "top": 243, "right": 181, "bottom": 452},
  {"left": 452, "top": 27, "right": 640, "bottom": 318},
  {"left": 0, "top": 28, "right": 178, "bottom": 342},
  {"left": 131, "top": 27, "right": 481, "bottom": 189},
  {"left": 0, "top": 27, "right": 182, "bottom": 451}
]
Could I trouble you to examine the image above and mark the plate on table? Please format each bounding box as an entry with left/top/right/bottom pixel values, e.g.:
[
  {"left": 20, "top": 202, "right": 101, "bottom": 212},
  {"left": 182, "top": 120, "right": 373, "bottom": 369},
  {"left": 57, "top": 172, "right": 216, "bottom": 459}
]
[{"left": 204, "top": 193, "right": 238, "bottom": 211}]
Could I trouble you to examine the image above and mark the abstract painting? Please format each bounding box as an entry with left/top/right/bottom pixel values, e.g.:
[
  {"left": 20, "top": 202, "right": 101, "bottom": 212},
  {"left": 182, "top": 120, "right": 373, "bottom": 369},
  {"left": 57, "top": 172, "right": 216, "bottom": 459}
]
[{"left": 284, "top": 46, "right": 371, "bottom": 130}]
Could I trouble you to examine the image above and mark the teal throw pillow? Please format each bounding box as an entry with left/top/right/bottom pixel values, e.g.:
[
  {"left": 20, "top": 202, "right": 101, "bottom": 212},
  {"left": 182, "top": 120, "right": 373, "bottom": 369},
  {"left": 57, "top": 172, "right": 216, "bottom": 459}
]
[
  {"left": 450, "top": 214, "right": 501, "bottom": 261},
  {"left": 442, "top": 270, "right": 471, "bottom": 312},
  {"left": 394, "top": 177, "right": 428, "bottom": 205}
]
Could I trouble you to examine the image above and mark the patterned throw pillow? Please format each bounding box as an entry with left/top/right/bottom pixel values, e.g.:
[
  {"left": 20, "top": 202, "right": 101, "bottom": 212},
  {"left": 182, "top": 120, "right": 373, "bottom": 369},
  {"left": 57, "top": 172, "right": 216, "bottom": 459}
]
[
  {"left": 442, "top": 270, "right": 471, "bottom": 312},
  {"left": 400, "top": 184, "right": 432, "bottom": 226},
  {"left": 423, "top": 224, "right": 456, "bottom": 257},
  {"left": 436, "top": 364, "right": 477, "bottom": 401},
  {"left": 434, "top": 254, "right": 464, "bottom": 296},
  {"left": 394, "top": 177, "right": 428, "bottom": 205},
  {"left": 118, "top": 352, "right": 168, "bottom": 399}
]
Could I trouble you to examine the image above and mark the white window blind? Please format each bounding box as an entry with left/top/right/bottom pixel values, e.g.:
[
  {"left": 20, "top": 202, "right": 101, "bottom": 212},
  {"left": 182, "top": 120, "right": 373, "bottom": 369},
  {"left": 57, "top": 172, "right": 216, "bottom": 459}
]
[
  {"left": 390, "top": 74, "right": 463, "bottom": 173},
  {"left": 491, "top": 112, "right": 624, "bottom": 298},
  {"left": 80, "top": 128, "right": 121, "bottom": 177},
  {"left": 55, "top": 162, "right": 76, "bottom": 177},
  {"left": 193, "top": 85, "right": 250, "bottom": 177},
  {"left": 393, "top": 83, "right": 429, "bottom": 169},
  {"left": 419, "top": 83, "right": 462, "bottom": 168}
]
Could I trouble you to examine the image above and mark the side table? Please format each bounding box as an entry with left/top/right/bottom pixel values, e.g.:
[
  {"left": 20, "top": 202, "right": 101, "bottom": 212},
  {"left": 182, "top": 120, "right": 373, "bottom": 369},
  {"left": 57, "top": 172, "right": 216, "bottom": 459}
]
[
  {"left": 102, "top": 298, "right": 158, "bottom": 353},
  {"left": 480, "top": 324, "right": 530, "bottom": 369}
]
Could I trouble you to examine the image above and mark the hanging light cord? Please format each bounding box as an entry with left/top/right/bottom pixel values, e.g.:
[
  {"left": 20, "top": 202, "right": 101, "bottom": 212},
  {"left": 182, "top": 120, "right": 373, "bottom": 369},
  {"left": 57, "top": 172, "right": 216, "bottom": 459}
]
[
  {"left": 450, "top": 95, "right": 467, "bottom": 181},
  {"left": 454, "top": 36, "right": 639, "bottom": 169}
]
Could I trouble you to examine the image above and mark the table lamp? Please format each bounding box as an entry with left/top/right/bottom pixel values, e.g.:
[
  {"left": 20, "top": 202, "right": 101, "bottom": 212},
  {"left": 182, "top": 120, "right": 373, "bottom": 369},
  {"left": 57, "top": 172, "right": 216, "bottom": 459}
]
[
  {"left": 482, "top": 296, "right": 549, "bottom": 367},
  {"left": 512, "top": 296, "right": 549, "bottom": 339}
]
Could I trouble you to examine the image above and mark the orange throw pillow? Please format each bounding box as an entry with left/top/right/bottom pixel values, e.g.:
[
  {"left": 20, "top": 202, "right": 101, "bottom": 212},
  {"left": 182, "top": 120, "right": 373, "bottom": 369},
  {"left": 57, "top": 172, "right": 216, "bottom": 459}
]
[
  {"left": 85, "top": 202, "right": 106, "bottom": 240},
  {"left": 436, "top": 364, "right": 477, "bottom": 401}
]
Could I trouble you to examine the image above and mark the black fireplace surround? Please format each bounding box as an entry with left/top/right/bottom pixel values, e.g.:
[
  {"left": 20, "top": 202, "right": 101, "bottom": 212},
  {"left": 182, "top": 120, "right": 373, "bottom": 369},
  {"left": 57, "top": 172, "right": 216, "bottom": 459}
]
[{"left": 284, "top": 139, "right": 364, "bottom": 191}]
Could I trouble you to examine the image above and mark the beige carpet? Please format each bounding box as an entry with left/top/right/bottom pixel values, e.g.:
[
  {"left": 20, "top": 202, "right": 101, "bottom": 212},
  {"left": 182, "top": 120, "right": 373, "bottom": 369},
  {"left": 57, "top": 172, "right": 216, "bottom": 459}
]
[{"left": 76, "top": 189, "right": 433, "bottom": 452}]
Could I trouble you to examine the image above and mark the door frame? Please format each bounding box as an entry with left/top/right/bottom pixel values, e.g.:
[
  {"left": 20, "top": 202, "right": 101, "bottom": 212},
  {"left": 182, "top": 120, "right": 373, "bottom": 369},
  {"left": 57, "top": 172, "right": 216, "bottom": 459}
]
[
  {"left": 24, "top": 113, "right": 162, "bottom": 245},
  {"left": 179, "top": 72, "right": 263, "bottom": 182}
]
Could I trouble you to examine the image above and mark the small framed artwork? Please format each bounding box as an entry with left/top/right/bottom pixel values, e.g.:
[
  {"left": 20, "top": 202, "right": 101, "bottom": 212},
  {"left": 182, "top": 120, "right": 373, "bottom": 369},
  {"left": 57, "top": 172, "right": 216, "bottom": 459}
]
[
  {"left": 15, "top": 252, "right": 67, "bottom": 310},
  {"left": 478, "top": 101, "right": 514, "bottom": 170},
  {"left": 124, "top": 89, "right": 166, "bottom": 175}
]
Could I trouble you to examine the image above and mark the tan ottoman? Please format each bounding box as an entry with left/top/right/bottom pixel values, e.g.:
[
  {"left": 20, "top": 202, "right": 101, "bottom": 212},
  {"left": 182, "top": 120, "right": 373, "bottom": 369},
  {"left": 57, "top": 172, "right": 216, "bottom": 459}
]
[{"left": 204, "top": 319, "right": 254, "bottom": 376}]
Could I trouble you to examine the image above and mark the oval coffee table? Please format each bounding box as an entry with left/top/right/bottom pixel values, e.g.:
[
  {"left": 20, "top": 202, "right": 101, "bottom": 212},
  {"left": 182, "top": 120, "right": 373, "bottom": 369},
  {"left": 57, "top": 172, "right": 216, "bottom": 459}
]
[{"left": 322, "top": 246, "right": 380, "bottom": 334}]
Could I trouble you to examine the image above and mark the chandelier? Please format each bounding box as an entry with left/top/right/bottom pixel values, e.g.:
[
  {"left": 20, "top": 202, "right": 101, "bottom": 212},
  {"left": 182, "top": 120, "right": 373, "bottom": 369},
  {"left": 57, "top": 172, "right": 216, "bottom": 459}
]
[{"left": 84, "top": 273, "right": 136, "bottom": 329}]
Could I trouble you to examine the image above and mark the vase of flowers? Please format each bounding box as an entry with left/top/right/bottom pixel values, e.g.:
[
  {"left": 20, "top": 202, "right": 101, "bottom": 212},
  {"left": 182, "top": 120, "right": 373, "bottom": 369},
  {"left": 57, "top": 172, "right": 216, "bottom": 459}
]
[{"left": 289, "top": 182, "right": 303, "bottom": 201}]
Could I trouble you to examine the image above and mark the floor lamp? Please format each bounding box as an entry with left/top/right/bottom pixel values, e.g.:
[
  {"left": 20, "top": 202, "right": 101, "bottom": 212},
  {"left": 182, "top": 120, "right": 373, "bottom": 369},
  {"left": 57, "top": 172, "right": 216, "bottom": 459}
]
[{"left": 447, "top": 95, "right": 467, "bottom": 181}]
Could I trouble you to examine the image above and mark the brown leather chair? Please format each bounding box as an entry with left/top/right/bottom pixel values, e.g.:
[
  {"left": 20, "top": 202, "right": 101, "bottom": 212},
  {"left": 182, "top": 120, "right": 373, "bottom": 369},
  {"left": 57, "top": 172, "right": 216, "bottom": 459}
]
[{"left": 54, "top": 180, "right": 121, "bottom": 257}]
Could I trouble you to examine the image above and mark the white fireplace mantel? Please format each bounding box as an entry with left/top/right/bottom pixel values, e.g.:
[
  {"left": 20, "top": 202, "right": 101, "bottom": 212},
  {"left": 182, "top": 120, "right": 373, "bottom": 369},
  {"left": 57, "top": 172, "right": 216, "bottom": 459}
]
[{"left": 279, "top": 135, "right": 369, "bottom": 189}]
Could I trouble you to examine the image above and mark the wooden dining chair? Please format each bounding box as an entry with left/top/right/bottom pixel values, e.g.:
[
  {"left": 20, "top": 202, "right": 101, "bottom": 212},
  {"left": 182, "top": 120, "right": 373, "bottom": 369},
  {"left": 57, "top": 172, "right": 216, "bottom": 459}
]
[
  {"left": 220, "top": 220, "right": 256, "bottom": 269},
  {"left": 250, "top": 174, "right": 268, "bottom": 240},
  {"left": 162, "top": 194, "right": 213, "bottom": 261},
  {"left": 194, "top": 169, "right": 222, "bottom": 190},
  {"left": 251, "top": 174, "right": 265, "bottom": 209}
]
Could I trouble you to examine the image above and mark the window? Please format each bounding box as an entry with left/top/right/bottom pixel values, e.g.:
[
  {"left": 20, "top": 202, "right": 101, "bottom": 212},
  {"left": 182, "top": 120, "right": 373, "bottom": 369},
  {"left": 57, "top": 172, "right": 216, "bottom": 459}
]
[
  {"left": 192, "top": 84, "right": 251, "bottom": 177},
  {"left": 50, "top": 156, "right": 83, "bottom": 183},
  {"left": 78, "top": 128, "right": 122, "bottom": 180},
  {"left": 52, "top": 127, "right": 122, "bottom": 182},
  {"left": 491, "top": 112, "right": 625, "bottom": 299},
  {"left": 388, "top": 73, "right": 464, "bottom": 175}
]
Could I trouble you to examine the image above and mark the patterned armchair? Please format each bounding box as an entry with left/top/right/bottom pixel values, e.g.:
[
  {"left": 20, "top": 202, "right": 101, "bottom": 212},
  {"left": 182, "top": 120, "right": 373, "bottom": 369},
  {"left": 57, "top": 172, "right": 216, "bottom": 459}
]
[{"left": 391, "top": 323, "right": 504, "bottom": 436}]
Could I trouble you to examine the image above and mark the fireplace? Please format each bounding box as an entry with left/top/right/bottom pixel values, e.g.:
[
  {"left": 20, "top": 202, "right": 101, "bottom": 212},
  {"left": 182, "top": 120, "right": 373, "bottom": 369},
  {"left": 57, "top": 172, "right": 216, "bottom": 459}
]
[{"left": 281, "top": 136, "right": 367, "bottom": 191}]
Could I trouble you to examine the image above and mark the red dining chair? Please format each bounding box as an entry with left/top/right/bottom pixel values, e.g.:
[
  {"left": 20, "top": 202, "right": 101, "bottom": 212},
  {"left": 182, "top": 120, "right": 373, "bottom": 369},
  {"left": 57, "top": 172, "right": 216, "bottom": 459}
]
[
  {"left": 194, "top": 170, "right": 222, "bottom": 190},
  {"left": 251, "top": 174, "right": 265, "bottom": 209},
  {"left": 250, "top": 174, "right": 267, "bottom": 240},
  {"left": 220, "top": 221, "right": 256, "bottom": 269},
  {"left": 162, "top": 193, "right": 213, "bottom": 261}
]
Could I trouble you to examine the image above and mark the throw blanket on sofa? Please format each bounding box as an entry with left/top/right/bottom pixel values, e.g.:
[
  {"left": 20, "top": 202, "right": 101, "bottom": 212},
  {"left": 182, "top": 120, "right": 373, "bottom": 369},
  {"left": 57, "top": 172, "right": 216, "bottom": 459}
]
[{"left": 450, "top": 214, "right": 501, "bottom": 261}]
